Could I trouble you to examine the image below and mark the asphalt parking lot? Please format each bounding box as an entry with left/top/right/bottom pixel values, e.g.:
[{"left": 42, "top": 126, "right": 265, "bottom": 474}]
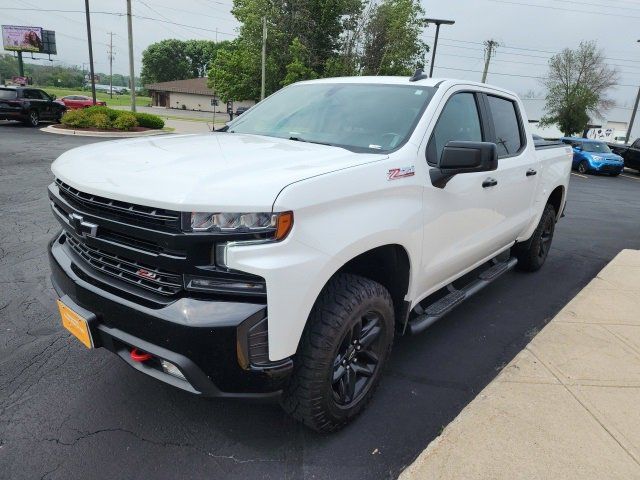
[{"left": 1, "top": 123, "right": 640, "bottom": 480}]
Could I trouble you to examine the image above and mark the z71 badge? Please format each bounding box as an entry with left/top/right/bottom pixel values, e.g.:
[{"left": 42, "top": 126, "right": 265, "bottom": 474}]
[{"left": 387, "top": 166, "right": 415, "bottom": 180}]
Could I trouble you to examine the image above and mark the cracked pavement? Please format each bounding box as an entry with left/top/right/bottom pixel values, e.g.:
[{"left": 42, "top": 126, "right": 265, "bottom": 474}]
[{"left": 1, "top": 123, "right": 639, "bottom": 479}]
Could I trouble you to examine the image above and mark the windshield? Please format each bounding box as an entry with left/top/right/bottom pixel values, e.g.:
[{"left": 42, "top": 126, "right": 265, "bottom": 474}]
[
  {"left": 228, "top": 83, "right": 436, "bottom": 152},
  {"left": 582, "top": 141, "right": 611, "bottom": 153},
  {"left": 0, "top": 89, "right": 17, "bottom": 100}
]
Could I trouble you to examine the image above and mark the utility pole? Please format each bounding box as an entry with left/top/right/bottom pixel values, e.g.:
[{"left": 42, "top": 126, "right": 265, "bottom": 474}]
[
  {"left": 260, "top": 16, "right": 267, "bottom": 101},
  {"left": 424, "top": 18, "right": 455, "bottom": 77},
  {"left": 126, "top": 0, "right": 136, "bottom": 112},
  {"left": 625, "top": 39, "right": 640, "bottom": 143},
  {"left": 108, "top": 32, "right": 114, "bottom": 99},
  {"left": 84, "top": 0, "right": 97, "bottom": 104},
  {"left": 482, "top": 39, "right": 499, "bottom": 83}
]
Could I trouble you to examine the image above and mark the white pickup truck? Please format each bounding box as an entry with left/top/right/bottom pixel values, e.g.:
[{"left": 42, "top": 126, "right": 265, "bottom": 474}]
[{"left": 48, "top": 75, "right": 572, "bottom": 432}]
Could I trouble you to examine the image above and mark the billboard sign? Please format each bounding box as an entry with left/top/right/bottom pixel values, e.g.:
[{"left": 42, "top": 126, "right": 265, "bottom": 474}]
[
  {"left": 41, "top": 30, "right": 57, "bottom": 55},
  {"left": 2, "top": 25, "right": 43, "bottom": 52}
]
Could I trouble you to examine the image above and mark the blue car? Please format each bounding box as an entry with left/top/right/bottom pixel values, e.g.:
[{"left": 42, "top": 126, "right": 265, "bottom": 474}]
[{"left": 560, "top": 137, "right": 624, "bottom": 176}]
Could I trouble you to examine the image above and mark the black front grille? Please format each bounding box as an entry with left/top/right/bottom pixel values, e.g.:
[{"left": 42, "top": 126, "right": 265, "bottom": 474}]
[
  {"left": 66, "top": 235, "right": 182, "bottom": 296},
  {"left": 56, "top": 179, "right": 181, "bottom": 231}
]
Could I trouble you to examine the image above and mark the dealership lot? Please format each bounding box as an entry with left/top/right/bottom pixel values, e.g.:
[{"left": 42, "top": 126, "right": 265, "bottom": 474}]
[{"left": 1, "top": 124, "right": 640, "bottom": 479}]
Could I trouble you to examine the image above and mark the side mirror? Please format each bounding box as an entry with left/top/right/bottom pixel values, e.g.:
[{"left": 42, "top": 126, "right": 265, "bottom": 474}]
[{"left": 430, "top": 141, "right": 497, "bottom": 188}]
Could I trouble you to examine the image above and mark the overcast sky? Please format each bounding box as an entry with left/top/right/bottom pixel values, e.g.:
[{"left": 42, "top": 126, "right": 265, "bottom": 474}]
[{"left": 2, "top": 0, "right": 640, "bottom": 106}]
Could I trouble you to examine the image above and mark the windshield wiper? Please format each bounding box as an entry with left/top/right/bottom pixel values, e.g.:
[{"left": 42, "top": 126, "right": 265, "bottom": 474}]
[{"left": 288, "top": 136, "right": 335, "bottom": 147}]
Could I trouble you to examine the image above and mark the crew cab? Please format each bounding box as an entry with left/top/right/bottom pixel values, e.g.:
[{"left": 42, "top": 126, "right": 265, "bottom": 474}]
[
  {"left": 0, "top": 86, "right": 66, "bottom": 126},
  {"left": 609, "top": 137, "right": 640, "bottom": 172},
  {"left": 48, "top": 76, "right": 571, "bottom": 432}
]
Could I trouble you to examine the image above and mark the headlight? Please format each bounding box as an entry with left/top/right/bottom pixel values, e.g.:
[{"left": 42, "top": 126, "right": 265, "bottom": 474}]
[
  {"left": 591, "top": 155, "right": 603, "bottom": 162},
  {"left": 186, "top": 211, "right": 293, "bottom": 240}
]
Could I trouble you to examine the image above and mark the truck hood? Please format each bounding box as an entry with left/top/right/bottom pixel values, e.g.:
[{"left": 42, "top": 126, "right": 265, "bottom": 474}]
[{"left": 51, "top": 133, "right": 387, "bottom": 211}]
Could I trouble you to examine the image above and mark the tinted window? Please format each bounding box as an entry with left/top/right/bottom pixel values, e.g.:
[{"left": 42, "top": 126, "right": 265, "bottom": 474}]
[
  {"left": 487, "top": 96, "right": 523, "bottom": 157},
  {"left": 582, "top": 141, "right": 611, "bottom": 153},
  {"left": 23, "top": 89, "right": 45, "bottom": 100},
  {"left": 427, "top": 92, "right": 482, "bottom": 164},
  {"left": 0, "top": 89, "right": 17, "bottom": 99}
]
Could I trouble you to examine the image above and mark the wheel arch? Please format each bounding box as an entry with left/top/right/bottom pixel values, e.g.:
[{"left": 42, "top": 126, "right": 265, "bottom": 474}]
[
  {"left": 547, "top": 184, "right": 565, "bottom": 219},
  {"left": 329, "top": 244, "right": 412, "bottom": 331}
]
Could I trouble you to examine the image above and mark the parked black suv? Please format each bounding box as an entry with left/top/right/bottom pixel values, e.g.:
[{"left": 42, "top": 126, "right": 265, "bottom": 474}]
[{"left": 0, "top": 86, "right": 66, "bottom": 127}]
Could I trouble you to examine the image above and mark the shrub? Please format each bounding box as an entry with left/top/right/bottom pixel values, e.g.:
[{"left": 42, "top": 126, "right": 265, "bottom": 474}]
[
  {"left": 113, "top": 112, "right": 138, "bottom": 131},
  {"left": 61, "top": 109, "right": 92, "bottom": 128},
  {"left": 84, "top": 105, "right": 121, "bottom": 121},
  {"left": 89, "top": 112, "right": 111, "bottom": 130},
  {"left": 134, "top": 112, "right": 164, "bottom": 129}
]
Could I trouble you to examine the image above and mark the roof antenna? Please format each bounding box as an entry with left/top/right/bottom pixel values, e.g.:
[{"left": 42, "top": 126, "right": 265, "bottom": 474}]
[{"left": 409, "top": 68, "right": 428, "bottom": 82}]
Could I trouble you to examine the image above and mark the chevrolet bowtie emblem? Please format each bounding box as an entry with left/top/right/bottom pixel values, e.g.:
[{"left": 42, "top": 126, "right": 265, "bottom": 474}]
[{"left": 68, "top": 213, "right": 98, "bottom": 237}]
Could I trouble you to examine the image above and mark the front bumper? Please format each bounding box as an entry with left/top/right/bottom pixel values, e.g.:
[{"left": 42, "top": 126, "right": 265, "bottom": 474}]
[
  {"left": 590, "top": 162, "right": 624, "bottom": 174},
  {"left": 49, "top": 232, "right": 292, "bottom": 397}
]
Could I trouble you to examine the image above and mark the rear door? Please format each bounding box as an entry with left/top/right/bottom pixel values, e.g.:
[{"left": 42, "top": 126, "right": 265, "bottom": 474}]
[{"left": 481, "top": 93, "right": 538, "bottom": 241}]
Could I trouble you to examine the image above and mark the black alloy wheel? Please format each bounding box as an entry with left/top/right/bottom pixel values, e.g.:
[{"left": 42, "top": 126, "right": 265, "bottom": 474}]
[
  {"left": 28, "top": 110, "right": 39, "bottom": 127},
  {"left": 332, "top": 311, "right": 384, "bottom": 407}
]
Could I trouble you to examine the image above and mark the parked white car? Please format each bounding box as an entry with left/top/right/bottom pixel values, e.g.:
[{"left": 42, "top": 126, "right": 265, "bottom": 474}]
[{"left": 48, "top": 75, "right": 572, "bottom": 432}]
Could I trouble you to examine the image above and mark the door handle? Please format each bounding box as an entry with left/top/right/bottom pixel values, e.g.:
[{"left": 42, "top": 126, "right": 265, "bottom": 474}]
[
  {"left": 526, "top": 168, "right": 537, "bottom": 177},
  {"left": 482, "top": 177, "right": 498, "bottom": 188}
]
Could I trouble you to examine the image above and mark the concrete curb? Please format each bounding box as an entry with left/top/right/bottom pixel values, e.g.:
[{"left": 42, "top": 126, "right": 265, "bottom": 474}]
[
  {"left": 400, "top": 249, "right": 640, "bottom": 480},
  {"left": 40, "top": 125, "right": 170, "bottom": 138}
]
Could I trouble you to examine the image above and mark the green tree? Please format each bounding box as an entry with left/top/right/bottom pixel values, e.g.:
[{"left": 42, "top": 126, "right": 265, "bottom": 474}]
[
  {"left": 541, "top": 41, "right": 619, "bottom": 136},
  {"left": 208, "top": 40, "right": 278, "bottom": 101},
  {"left": 141, "top": 39, "right": 191, "bottom": 85},
  {"left": 282, "top": 38, "right": 318, "bottom": 86},
  {"left": 361, "top": 0, "right": 428, "bottom": 75}
]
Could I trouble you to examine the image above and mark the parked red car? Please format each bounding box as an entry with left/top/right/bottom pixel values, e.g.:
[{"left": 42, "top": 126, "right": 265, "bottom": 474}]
[{"left": 60, "top": 95, "right": 106, "bottom": 109}]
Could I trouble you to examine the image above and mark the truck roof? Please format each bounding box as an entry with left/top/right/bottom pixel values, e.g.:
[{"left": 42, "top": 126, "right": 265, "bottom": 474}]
[{"left": 296, "top": 76, "right": 520, "bottom": 97}]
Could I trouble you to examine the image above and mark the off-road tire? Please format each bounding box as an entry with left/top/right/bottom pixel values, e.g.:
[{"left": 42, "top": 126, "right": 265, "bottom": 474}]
[
  {"left": 281, "top": 273, "right": 394, "bottom": 433},
  {"left": 513, "top": 203, "right": 556, "bottom": 272}
]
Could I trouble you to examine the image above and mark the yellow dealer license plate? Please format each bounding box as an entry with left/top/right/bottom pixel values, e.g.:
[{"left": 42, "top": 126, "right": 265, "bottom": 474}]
[{"left": 57, "top": 299, "right": 93, "bottom": 349}]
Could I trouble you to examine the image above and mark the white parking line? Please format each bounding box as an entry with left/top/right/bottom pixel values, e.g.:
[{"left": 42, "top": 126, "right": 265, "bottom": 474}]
[
  {"left": 621, "top": 173, "right": 640, "bottom": 181},
  {"left": 571, "top": 172, "right": 588, "bottom": 179}
]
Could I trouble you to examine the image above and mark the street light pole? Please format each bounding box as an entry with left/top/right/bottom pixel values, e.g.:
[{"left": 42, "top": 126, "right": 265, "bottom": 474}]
[
  {"left": 425, "top": 18, "right": 455, "bottom": 78},
  {"left": 126, "top": 0, "right": 136, "bottom": 112},
  {"left": 84, "top": 0, "right": 97, "bottom": 105},
  {"left": 626, "top": 40, "right": 640, "bottom": 144}
]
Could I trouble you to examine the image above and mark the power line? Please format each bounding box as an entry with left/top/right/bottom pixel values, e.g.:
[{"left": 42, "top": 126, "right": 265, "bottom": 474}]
[
  {"left": 2, "top": 7, "right": 237, "bottom": 38},
  {"left": 489, "top": 0, "right": 640, "bottom": 21}
]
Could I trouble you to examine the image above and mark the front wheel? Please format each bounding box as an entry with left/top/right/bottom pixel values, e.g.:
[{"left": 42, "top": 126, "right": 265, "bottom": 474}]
[
  {"left": 281, "top": 273, "right": 394, "bottom": 432},
  {"left": 577, "top": 160, "right": 589, "bottom": 174},
  {"left": 513, "top": 203, "right": 556, "bottom": 272}
]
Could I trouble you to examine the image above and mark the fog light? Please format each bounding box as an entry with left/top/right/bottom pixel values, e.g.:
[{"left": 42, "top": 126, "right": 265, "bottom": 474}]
[
  {"left": 184, "top": 275, "right": 266, "bottom": 294},
  {"left": 160, "top": 359, "right": 186, "bottom": 381}
]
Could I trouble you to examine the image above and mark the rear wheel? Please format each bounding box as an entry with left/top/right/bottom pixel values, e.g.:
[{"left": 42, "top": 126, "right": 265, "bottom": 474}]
[
  {"left": 281, "top": 273, "right": 394, "bottom": 432},
  {"left": 513, "top": 203, "right": 556, "bottom": 272},
  {"left": 25, "top": 110, "right": 39, "bottom": 127},
  {"left": 577, "top": 160, "right": 589, "bottom": 174}
]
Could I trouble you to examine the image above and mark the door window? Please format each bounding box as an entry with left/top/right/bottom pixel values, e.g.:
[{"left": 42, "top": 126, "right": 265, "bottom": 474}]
[
  {"left": 427, "top": 92, "right": 483, "bottom": 165},
  {"left": 486, "top": 95, "right": 524, "bottom": 158}
]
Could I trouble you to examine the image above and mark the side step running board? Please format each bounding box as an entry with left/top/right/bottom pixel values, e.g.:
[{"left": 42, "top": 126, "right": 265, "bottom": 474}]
[{"left": 407, "top": 257, "right": 518, "bottom": 335}]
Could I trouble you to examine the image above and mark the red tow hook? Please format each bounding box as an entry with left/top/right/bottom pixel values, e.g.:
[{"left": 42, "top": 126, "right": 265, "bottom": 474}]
[{"left": 130, "top": 348, "right": 153, "bottom": 362}]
